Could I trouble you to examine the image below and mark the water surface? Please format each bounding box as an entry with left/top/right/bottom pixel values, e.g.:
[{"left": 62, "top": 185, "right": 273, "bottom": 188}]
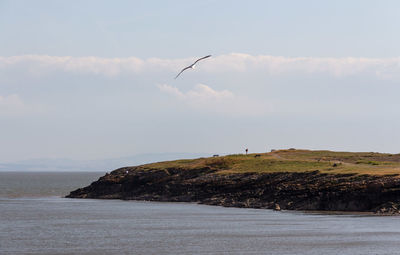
[{"left": 0, "top": 172, "right": 399, "bottom": 255}]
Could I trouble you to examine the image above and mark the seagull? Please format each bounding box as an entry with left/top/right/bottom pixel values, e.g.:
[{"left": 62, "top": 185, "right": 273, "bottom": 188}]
[{"left": 175, "top": 55, "right": 212, "bottom": 79}]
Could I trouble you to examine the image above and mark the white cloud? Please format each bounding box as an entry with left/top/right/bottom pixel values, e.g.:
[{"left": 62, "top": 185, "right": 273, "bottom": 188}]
[
  {"left": 158, "top": 83, "right": 233, "bottom": 100},
  {"left": 1, "top": 54, "right": 400, "bottom": 79},
  {"left": 0, "top": 55, "right": 145, "bottom": 77},
  {"left": 202, "top": 54, "right": 400, "bottom": 78},
  {"left": 0, "top": 94, "right": 45, "bottom": 117},
  {"left": 158, "top": 84, "right": 270, "bottom": 116}
]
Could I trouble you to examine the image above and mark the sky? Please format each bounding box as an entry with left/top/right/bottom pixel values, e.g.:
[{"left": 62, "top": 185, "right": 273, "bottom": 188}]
[{"left": 1, "top": 0, "right": 400, "bottom": 162}]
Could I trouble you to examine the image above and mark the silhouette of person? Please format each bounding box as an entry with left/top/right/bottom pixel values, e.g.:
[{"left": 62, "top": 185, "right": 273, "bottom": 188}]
[{"left": 245, "top": 148, "right": 248, "bottom": 155}]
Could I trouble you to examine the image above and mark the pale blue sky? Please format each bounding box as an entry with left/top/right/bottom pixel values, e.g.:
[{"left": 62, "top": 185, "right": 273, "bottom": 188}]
[
  {"left": 1, "top": 0, "right": 400, "bottom": 58},
  {"left": 1, "top": 1, "right": 400, "bottom": 162}
]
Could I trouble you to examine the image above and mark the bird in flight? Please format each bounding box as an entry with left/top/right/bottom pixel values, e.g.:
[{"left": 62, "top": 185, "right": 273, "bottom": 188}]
[{"left": 175, "top": 55, "right": 212, "bottom": 79}]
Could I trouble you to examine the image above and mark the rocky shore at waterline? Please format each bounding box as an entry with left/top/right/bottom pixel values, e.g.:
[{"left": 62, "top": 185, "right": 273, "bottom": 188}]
[{"left": 67, "top": 166, "right": 400, "bottom": 215}]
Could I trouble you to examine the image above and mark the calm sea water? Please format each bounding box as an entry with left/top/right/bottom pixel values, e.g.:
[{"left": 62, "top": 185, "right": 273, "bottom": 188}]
[{"left": 1, "top": 172, "right": 400, "bottom": 255}]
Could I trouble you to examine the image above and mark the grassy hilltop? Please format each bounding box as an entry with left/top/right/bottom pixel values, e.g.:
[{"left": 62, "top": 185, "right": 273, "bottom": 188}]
[{"left": 139, "top": 149, "right": 400, "bottom": 176}]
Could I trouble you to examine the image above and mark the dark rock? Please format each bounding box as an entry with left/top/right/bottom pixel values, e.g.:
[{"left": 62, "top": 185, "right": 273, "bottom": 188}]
[
  {"left": 66, "top": 167, "right": 400, "bottom": 214},
  {"left": 373, "top": 202, "right": 400, "bottom": 215}
]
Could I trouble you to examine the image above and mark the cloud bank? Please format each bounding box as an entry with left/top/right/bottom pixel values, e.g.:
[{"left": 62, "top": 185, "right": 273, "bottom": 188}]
[
  {"left": 1, "top": 54, "right": 400, "bottom": 79},
  {"left": 158, "top": 83, "right": 234, "bottom": 100},
  {"left": 158, "top": 84, "right": 270, "bottom": 116}
]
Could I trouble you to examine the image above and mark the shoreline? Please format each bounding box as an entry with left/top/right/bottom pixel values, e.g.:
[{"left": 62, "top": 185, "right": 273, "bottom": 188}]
[{"left": 64, "top": 197, "right": 396, "bottom": 216}]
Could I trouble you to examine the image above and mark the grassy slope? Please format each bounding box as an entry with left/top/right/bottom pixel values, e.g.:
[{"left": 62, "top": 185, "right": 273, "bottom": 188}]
[{"left": 137, "top": 149, "right": 400, "bottom": 176}]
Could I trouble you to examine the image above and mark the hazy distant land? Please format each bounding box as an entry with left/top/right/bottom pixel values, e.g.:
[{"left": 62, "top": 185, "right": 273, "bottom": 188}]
[{"left": 0, "top": 153, "right": 209, "bottom": 172}]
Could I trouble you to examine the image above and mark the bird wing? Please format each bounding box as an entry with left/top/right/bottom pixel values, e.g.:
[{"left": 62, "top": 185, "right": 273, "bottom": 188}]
[
  {"left": 193, "top": 55, "right": 212, "bottom": 65},
  {"left": 174, "top": 55, "right": 212, "bottom": 79},
  {"left": 174, "top": 66, "right": 192, "bottom": 79}
]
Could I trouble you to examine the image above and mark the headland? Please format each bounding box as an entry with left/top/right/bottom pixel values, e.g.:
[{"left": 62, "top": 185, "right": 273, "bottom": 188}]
[{"left": 67, "top": 149, "right": 400, "bottom": 215}]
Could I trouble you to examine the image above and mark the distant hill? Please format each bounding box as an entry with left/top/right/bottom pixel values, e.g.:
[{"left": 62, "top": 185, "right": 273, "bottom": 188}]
[{"left": 0, "top": 153, "right": 210, "bottom": 172}]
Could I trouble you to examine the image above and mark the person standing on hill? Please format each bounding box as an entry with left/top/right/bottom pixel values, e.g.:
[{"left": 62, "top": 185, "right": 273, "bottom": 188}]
[{"left": 245, "top": 148, "right": 248, "bottom": 155}]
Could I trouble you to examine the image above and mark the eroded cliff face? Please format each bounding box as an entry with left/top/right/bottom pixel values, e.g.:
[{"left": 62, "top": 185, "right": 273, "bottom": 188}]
[{"left": 67, "top": 167, "right": 400, "bottom": 214}]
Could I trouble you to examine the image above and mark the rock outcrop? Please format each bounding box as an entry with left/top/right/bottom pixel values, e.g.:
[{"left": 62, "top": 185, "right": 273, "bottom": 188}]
[{"left": 67, "top": 166, "right": 400, "bottom": 214}]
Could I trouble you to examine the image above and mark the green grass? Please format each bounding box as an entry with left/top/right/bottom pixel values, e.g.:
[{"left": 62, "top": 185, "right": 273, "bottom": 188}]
[{"left": 137, "top": 149, "right": 400, "bottom": 176}]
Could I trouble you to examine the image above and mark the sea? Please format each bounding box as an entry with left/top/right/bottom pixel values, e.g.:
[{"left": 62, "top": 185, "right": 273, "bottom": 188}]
[{"left": 1, "top": 172, "right": 400, "bottom": 255}]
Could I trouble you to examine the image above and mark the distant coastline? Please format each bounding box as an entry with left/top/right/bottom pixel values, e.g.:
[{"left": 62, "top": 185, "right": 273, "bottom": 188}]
[
  {"left": 67, "top": 149, "right": 400, "bottom": 215},
  {"left": 0, "top": 153, "right": 209, "bottom": 172}
]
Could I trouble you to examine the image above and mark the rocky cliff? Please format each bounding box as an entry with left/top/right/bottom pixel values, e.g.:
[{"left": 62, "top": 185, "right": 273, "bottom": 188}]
[{"left": 67, "top": 156, "right": 400, "bottom": 214}]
